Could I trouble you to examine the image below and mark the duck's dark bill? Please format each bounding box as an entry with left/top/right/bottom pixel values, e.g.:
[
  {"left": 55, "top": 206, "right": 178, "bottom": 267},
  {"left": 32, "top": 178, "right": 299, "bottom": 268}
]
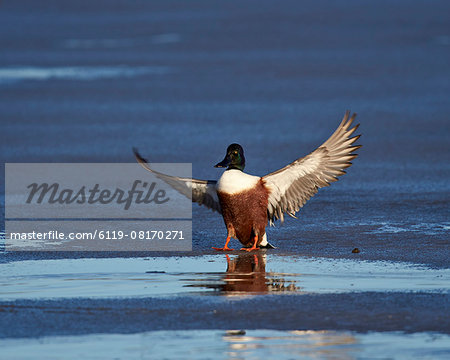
[{"left": 214, "top": 156, "right": 230, "bottom": 168}]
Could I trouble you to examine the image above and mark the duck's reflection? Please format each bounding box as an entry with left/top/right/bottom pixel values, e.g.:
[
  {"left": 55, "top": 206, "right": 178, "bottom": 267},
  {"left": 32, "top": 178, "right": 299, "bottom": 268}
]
[
  {"left": 222, "top": 253, "right": 268, "bottom": 293},
  {"left": 190, "top": 252, "right": 299, "bottom": 294}
]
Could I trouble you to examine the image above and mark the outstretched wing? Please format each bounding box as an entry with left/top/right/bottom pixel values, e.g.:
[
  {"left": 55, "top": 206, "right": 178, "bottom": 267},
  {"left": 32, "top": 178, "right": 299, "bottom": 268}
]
[
  {"left": 133, "top": 148, "right": 221, "bottom": 214},
  {"left": 263, "top": 111, "right": 361, "bottom": 224}
]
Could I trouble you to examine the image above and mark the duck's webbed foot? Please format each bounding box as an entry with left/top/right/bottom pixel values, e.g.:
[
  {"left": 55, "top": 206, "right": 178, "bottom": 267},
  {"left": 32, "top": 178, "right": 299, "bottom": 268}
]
[
  {"left": 212, "top": 246, "right": 234, "bottom": 251},
  {"left": 240, "top": 235, "right": 260, "bottom": 252},
  {"left": 241, "top": 246, "right": 260, "bottom": 252},
  {"left": 212, "top": 236, "right": 234, "bottom": 251}
]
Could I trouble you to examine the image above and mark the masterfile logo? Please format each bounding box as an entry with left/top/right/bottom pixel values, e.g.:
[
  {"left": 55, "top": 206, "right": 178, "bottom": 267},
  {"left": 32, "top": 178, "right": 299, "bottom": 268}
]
[
  {"left": 5, "top": 163, "right": 192, "bottom": 251},
  {"left": 6, "top": 163, "right": 191, "bottom": 219},
  {"left": 25, "top": 180, "right": 170, "bottom": 210}
]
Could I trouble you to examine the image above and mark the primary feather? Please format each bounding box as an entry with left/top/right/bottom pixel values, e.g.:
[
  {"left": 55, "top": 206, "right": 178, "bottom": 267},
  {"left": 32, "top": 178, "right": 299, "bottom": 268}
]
[
  {"left": 263, "top": 111, "right": 360, "bottom": 224},
  {"left": 133, "top": 148, "right": 222, "bottom": 213}
]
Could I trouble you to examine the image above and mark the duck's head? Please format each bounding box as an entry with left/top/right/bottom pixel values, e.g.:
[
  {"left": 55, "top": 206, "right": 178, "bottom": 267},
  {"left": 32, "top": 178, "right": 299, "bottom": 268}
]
[{"left": 214, "top": 143, "right": 245, "bottom": 171}]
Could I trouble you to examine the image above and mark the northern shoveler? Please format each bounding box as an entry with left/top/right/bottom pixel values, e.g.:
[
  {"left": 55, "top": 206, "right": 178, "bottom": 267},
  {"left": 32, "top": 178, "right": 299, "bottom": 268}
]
[{"left": 134, "top": 111, "right": 361, "bottom": 251}]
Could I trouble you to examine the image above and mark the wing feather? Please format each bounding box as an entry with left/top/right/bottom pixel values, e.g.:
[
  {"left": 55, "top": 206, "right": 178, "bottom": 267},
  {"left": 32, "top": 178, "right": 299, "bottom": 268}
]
[
  {"left": 263, "top": 111, "right": 360, "bottom": 224},
  {"left": 133, "top": 148, "right": 221, "bottom": 213}
]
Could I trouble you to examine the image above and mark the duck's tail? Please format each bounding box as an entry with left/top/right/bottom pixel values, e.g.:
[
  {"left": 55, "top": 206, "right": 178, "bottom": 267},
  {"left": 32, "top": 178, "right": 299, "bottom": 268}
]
[{"left": 260, "top": 233, "right": 276, "bottom": 249}]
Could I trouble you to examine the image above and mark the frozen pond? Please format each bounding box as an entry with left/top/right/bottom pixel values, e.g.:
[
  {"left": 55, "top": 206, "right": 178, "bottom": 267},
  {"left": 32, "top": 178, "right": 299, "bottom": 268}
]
[
  {"left": 0, "top": 254, "right": 448, "bottom": 299},
  {"left": 1, "top": 330, "right": 449, "bottom": 360},
  {"left": 0, "top": 0, "right": 449, "bottom": 358}
]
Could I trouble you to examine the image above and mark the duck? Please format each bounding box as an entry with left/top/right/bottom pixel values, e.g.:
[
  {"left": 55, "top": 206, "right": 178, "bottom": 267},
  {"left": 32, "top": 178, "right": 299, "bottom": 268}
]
[{"left": 133, "top": 111, "right": 361, "bottom": 251}]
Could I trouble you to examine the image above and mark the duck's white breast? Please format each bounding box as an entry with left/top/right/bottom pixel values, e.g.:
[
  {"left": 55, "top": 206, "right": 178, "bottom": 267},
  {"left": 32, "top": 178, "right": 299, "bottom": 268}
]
[{"left": 216, "top": 169, "right": 261, "bottom": 195}]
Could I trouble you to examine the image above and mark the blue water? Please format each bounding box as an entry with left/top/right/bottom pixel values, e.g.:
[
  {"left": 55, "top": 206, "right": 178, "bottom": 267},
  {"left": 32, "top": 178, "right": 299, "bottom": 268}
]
[
  {"left": 1, "top": 330, "right": 449, "bottom": 360},
  {"left": 0, "top": 255, "right": 448, "bottom": 300}
]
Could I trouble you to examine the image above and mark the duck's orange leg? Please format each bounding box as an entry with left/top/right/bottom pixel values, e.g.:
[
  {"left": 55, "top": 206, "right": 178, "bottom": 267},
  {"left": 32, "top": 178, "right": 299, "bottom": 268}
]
[
  {"left": 241, "top": 235, "right": 260, "bottom": 252},
  {"left": 212, "top": 235, "right": 234, "bottom": 251}
]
